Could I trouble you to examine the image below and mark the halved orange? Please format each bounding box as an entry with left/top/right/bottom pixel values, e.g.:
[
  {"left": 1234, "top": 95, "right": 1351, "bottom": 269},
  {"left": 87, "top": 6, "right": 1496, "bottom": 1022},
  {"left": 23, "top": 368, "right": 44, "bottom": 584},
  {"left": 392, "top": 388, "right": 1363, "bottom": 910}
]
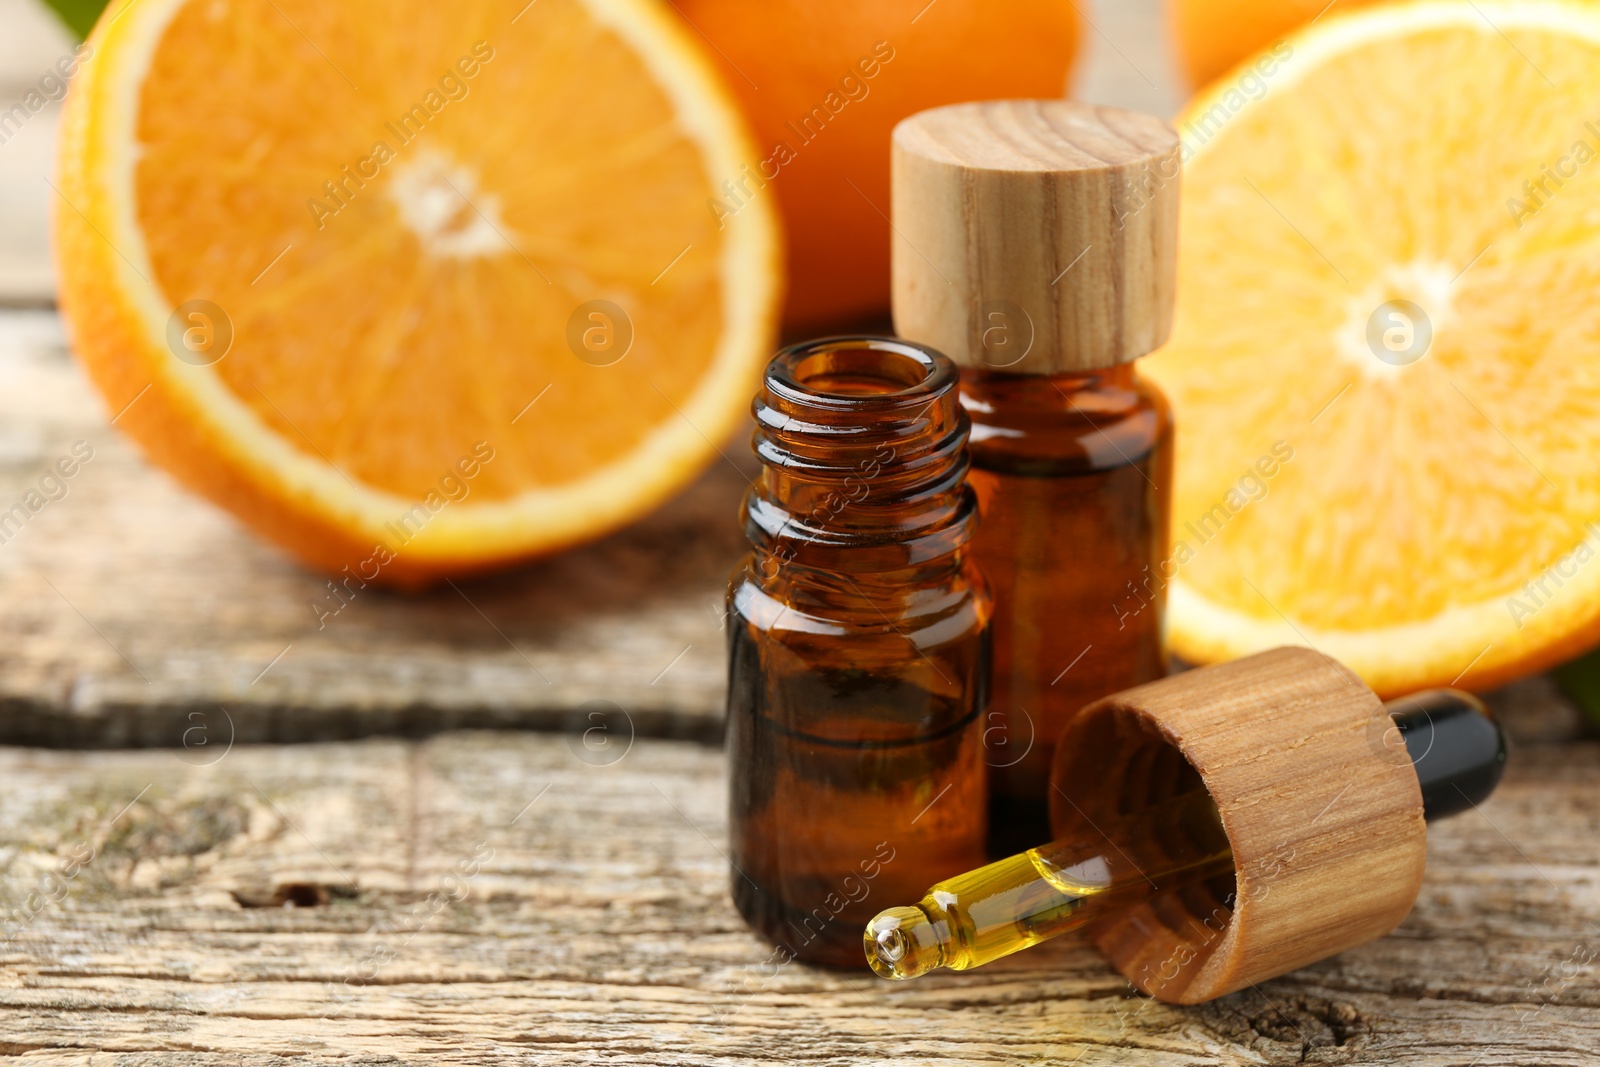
[
  {"left": 56, "top": 0, "right": 781, "bottom": 585},
  {"left": 1144, "top": 0, "right": 1600, "bottom": 695}
]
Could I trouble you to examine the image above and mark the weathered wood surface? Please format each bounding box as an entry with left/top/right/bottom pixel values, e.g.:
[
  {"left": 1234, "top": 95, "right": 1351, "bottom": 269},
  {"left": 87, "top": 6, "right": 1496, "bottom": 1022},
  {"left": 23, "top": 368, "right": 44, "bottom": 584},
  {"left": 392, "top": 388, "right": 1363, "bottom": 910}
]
[
  {"left": 0, "top": 694, "right": 1597, "bottom": 1066},
  {"left": 0, "top": 311, "right": 744, "bottom": 747}
]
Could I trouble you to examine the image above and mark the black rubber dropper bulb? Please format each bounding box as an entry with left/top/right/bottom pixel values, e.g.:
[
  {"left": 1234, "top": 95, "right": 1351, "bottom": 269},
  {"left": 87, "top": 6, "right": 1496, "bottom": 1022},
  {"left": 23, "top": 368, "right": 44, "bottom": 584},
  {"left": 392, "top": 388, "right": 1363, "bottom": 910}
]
[
  {"left": 865, "top": 690, "right": 1508, "bottom": 980},
  {"left": 1384, "top": 690, "right": 1508, "bottom": 819}
]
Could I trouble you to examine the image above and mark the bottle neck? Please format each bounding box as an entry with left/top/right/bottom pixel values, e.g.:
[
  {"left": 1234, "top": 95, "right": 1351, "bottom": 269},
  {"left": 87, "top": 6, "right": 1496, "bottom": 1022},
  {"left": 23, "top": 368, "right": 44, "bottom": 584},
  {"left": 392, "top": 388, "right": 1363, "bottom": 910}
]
[
  {"left": 745, "top": 337, "right": 978, "bottom": 581},
  {"left": 959, "top": 361, "right": 1168, "bottom": 474},
  {"left": 960, "top": 361, "right": 1142, "bottom": 415}
]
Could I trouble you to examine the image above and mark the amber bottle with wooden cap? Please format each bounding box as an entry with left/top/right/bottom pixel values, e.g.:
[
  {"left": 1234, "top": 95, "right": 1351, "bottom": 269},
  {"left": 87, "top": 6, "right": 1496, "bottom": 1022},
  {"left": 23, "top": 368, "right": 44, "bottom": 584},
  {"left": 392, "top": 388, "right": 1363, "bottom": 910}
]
[
  {"left": 725, "top": 336, "right": 991, "bottom": 969},
  {"left": 892, "top": 100, "right": 1182, "bottom": 855},
  {"left": 864, "top": 647, "right": 1508, "bottom": 1001}
]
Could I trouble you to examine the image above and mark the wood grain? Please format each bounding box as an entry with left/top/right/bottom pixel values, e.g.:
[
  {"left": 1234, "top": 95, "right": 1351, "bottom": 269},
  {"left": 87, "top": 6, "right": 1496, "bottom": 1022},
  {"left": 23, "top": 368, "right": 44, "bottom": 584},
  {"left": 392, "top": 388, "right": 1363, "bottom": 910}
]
[
  {"left": 0, "top": 724, "right": 1596, "bottom": 1065},
  {"left": 892, "top": 100, "right": 1180, "bottom": 374},
  {"left": 0, "top": 311, "right": 747, "bottom": 747}
]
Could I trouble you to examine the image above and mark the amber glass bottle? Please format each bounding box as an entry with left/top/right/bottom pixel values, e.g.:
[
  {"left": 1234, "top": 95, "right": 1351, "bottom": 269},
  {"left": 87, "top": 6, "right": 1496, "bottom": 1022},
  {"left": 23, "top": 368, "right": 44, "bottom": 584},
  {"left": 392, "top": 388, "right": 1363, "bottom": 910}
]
[
  {"left": 725, "top": 336, "right": 991, "bottom": 969},
  {"left": 963, "top": 364, "right": 1173, "bottom": 852},
  {"left": 893, "top": 99, "right": 1182, "bottom": 853}
]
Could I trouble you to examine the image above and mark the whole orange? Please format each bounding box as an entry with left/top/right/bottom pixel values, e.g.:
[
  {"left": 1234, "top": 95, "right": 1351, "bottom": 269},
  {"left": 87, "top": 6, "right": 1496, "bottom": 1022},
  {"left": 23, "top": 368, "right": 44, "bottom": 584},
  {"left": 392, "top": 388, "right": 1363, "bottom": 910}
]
[
  {"left": 671, "top": 0, "right": 1081, "bottom": 330},
  {"left": 1169, "top": 0, "right": 1386, "bottom": 88}
]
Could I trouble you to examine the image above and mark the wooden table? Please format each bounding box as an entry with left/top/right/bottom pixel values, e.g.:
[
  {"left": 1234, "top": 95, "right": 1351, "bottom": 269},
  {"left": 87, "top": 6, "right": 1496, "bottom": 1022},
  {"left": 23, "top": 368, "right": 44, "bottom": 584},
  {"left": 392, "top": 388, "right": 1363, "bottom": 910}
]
[
  {"left": 1, "top": 689, "right": 1597, "bottom": 1065},
  {"left": 4, "top": 1, "right": 1599, "bottom": 1062}
]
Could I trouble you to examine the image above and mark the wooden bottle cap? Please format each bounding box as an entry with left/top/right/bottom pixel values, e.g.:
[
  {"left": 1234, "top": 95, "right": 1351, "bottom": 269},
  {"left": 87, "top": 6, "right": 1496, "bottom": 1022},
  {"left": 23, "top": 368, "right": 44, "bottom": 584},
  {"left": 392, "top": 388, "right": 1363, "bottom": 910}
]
[
  {"left": 892, "top": 100, "right": 1180, "bottom": 375},
  {"left": 1051, "top": 648, "right": 1428, "bottom": 1004}
]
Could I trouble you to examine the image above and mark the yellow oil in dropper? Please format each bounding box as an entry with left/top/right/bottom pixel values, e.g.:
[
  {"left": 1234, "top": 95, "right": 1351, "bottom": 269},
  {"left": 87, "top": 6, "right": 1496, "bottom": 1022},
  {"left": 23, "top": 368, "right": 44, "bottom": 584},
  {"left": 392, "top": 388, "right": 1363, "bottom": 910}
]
[
  {"left": 864, "top": 787, "right": 1232, "bottom": 979},
  {"left": 865, "top": 689, "right": 1506, "bottom": 981}
]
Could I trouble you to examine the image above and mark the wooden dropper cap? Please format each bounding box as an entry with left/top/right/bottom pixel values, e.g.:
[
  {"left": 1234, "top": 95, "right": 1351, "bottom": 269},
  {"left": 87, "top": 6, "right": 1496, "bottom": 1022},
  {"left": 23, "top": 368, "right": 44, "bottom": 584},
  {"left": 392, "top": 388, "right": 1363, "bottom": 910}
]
[
  {"left": 892, "top": 100, "right": 1181, "bottom": 374},
  {"left": 1051, "top": 648, "right": 1430, "bottom": 1004}
]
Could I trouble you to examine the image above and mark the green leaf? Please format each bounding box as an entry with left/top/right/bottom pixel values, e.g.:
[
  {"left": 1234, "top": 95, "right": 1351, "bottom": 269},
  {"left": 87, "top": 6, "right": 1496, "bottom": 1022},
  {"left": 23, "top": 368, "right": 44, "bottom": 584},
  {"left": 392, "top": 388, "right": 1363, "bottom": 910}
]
[
  {"left": 1553, "top": 647, "right": 1600, "bottom": 728},
  {"left": 38, "top": 0, "right": 109, "bottom": 39}
]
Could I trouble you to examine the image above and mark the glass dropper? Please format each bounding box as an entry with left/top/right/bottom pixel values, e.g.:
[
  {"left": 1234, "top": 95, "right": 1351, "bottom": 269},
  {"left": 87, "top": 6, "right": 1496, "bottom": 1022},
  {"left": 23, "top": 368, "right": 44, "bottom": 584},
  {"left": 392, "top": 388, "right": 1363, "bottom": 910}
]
[{"left": 865, "top": 689, "right": 1506, "bottom": 980}]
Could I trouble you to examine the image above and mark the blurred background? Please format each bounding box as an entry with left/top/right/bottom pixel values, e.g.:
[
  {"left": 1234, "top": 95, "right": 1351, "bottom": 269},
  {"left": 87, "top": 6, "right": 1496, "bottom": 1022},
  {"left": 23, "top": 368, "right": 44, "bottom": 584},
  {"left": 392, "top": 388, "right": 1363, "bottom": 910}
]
[
  {"left": 0, "top": 0, "right": 1199, "bottom": 749},
  {"left": 8, "top": 0, "right": 1598, "bottom": 741},
  {"left": 0, "top": 0, "right": 1177, "bottom": 303}
]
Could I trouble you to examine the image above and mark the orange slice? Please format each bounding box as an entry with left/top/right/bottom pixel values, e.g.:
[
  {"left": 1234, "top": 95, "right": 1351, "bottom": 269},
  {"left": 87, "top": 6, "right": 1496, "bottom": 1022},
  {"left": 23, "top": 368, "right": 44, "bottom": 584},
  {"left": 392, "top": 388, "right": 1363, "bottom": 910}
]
[
  {"left": 56, "top": 0, "right": 780, "bottom": 585},
  {"left": 1144, "top": 0, "right": 1600, "bottom": 695}
]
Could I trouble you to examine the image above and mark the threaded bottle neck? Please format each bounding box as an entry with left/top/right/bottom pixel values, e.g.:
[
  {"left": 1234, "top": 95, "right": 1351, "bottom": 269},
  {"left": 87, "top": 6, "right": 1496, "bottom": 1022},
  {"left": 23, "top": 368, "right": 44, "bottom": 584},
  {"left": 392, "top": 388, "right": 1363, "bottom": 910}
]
[{"left": 745, "top": 337, "right": 976, "bottom": 574}]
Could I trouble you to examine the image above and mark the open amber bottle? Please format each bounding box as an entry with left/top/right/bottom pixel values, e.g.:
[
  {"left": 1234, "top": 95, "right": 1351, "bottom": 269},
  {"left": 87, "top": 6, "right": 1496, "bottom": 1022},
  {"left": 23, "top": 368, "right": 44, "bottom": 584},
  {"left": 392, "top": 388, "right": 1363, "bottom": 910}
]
[
  {"left": 726, "top": 337, "right": 991, "bottom": 969},
  {"left": 893, "top": 100, "right": 1182, "bottom": 853}
]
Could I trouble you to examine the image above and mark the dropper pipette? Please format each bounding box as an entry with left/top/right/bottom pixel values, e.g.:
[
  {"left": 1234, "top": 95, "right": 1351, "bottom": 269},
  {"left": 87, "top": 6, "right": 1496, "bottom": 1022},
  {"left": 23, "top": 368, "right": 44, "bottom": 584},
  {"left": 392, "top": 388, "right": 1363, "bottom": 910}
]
[{"left": 865, "top": 689, "right": 1506, "bottom": 980}]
